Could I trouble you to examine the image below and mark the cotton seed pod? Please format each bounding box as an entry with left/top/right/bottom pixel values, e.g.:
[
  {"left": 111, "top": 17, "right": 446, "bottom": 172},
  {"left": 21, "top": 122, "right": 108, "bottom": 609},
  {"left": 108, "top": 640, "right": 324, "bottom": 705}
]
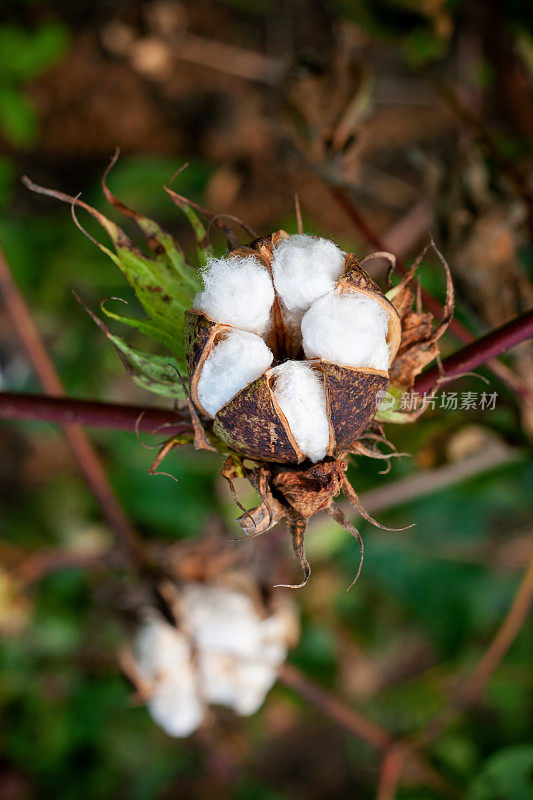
[{"left": 185, "top": 233, "right": 401, "bottom": 464}]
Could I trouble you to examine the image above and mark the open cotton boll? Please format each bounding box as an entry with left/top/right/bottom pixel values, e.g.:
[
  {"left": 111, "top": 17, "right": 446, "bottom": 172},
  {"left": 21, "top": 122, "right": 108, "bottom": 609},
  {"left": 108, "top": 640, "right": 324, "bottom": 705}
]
[
  {"left": 194, "top": 254, "right": 274, "bottom": 335},
  {"left": 181, "top": 584, "right": 292, "bottom": 716},
  {"left": 135, "top": 617, "right": 205, "bottom": 738},
  {"left": 271, "top": 234, "right": 346, "bottom": 312},
  {"left": 197, "top": 329, "right": 273, "bottom": 417},
  {"left": 301, "top": 291, "right": 389, "bottom": 369},
  {"left": 269, "top": 361, "right": 330, "bottom": 462}
]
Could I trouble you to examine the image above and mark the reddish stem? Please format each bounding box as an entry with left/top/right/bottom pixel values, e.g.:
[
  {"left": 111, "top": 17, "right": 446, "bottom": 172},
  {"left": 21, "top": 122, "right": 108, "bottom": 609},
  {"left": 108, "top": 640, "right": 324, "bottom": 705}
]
[
  {"left": 0, "top": 392, "right": 192, "bottom": 433},
  {"left": 414, "top": 309, "right": 533, "bottom": 395},
  {"left": 1, "top": 311, "right": 531, "bottom": 431}
]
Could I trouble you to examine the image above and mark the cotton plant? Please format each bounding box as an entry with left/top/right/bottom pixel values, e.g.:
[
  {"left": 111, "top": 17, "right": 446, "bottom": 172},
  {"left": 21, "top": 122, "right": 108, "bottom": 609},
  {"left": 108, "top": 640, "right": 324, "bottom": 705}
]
[{"left": 25, "top": 154, "right": 453, "bottom": 587}]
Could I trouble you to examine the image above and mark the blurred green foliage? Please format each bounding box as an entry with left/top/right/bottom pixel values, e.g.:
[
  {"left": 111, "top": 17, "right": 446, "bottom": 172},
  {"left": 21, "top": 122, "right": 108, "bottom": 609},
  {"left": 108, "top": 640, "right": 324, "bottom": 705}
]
[
  {"left": 0, "top": 1, "right": 532, "bottom": 798},
  {"left": 0, "top": 21, "right": 68, "bottom": 146}
]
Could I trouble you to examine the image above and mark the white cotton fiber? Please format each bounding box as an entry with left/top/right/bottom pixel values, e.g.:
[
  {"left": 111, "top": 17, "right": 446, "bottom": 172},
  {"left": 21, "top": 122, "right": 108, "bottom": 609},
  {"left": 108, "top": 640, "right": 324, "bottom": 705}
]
[
  {"left": 367, "top": 339, "right": 390, "bottom": 371},
  {"left": 193, "top": 254, "right": 275, "bottom": 335},
  {"left": 270, "top": 234, "right": 346, "bottom": 312},
  {"left": 197, "top": 329, "right": 273, "bottom": 417},
  {"left": 301, "top": 291, "right": 389, "bottom": 369},
  {"left": 135, "top": 617, "right": 205, "bottom": 738},
  {"left": 269, "top": 360, "right": 330, "bottom": 462},
  {"left": 180, "top": 584, "right": 292, "bottom": 716}
]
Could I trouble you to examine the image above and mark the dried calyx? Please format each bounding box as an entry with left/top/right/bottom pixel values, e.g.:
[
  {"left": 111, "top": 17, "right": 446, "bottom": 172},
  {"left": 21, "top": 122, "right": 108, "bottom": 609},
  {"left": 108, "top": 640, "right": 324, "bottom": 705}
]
[{"left": 186, "top": 233, "right": 401, "bottom": 464}]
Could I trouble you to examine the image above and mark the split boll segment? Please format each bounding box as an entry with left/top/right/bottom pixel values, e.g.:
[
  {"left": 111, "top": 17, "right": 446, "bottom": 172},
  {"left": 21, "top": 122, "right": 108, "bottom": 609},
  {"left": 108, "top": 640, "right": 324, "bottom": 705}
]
[{"left": 184, "top": 233, "right": 401, "bottom": 464}]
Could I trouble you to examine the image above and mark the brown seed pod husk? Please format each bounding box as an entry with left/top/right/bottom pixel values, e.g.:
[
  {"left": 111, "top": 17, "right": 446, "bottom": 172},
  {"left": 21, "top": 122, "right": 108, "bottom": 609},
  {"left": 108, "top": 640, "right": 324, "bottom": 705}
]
[
  {"left": 319, "top": 362, "right": 389, "bottom": 453},
  {"left": 213, "top": 372, "right": 303, "bottom": 463},
  {"left": 337, "top": 254, "right": 401, "bottom": 365}
]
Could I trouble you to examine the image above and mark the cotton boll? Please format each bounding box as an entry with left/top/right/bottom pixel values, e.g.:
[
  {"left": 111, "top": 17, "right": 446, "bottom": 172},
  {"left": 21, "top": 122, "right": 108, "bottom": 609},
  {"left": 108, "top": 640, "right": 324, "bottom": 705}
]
[
  {"left": 271, "top": 234, "right": 346, "bottom": 312},
  {"left": 301, "top": 291, "right": 389, "bottom": 369},
  {"left": 269, "top": 361, "right": 330, "bottom": 462},
  {"left": 148, "top": 677, "right": 205, "bottom": 738},
  {"left": 135, "top": 617, "right": 205, "bottom": 737},
  {"left": 182, "top": 584, "right": 265, "bottom": 660},
  {"left": 194, "top": 254, "right": 274, "bottom": 335},
  {"left": 197, "top": 330, "right": 273, "bottom": 417},
  {"left": 200, "top": 652, "right": 277, "bottom": 716},
  {"left": 181, "top": 584, "right": 292, "bottom": 716}
]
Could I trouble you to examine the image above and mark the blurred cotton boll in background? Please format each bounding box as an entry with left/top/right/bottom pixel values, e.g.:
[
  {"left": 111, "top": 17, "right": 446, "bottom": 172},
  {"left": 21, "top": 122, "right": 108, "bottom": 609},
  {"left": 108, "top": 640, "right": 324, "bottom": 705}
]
[
  {"left": 131, "top": 581, "right": 298, "bottom": 737},
  {"left": 134, "top": 613, "right": 205, "bottom": 738}
]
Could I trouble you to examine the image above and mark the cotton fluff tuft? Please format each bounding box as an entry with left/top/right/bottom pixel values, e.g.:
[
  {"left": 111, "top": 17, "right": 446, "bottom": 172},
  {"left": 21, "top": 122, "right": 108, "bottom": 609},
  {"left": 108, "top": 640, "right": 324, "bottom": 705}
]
[
  {"left": 301, "top": 291, "right": 390, "bottom": 369},
  {"left": 271, "top": 234, "right": 346, "bottom": 312},
  {"left": 134, "top": 585, "right": 296, "bottom": 736},
  {"left": 194, "top": 254, "right": 274, "bottom": 335},
  {"left": 197, "top": 329, "right": 273, "bottom": 417},
  {"left": 181, "top": 584, "right": 293, "bottom": 716},
  {"left": 270, "top": 361, "right": 330, "bottom": 462},
  {"left": 135, "top": 616, "right": 204, "bottom": 738},
  {"left": 367, "top": 339, "right": 390, "bottom": 371}
]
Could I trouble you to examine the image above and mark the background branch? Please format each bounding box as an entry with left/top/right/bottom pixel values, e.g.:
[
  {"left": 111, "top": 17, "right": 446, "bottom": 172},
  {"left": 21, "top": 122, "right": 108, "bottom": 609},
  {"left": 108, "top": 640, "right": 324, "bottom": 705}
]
[
  {"left": 414, "top": 309, "right": 533, "bottom": 395},
  {"left": 0, "top": 243, "right": 148, "bottom": 563}
]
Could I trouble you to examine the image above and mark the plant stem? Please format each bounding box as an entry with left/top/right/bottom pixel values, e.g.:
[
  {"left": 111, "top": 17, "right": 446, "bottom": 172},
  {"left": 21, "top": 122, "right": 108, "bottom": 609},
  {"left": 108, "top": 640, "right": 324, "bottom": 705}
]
[
  {"left": 0, "top": 392, "right": 192, "bottom": 433},
  {"left": 277, "top": 664, "right": 454, "bottom": 795},
  {"left": 2, "top": 311, "right": 530, "bottom": 432},
  {"left": 278, "top": 662, "right": 391, "bottom": 749},
  {"left": 414, "top": 309, "right": 533, "bottom": 395}
]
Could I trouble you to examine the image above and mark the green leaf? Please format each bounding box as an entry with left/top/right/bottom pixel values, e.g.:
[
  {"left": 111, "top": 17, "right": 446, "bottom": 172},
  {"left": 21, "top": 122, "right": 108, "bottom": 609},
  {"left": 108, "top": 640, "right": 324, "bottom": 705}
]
[
  {"left": 467, "top": 745, "right": 533, "bottom": 800},
  {"left": 0, "top": 86, "right": 37, "bottom": 146},
  {"left": 107, "top": 330, "right": 186, "bottom": 399},
  {"left": 100, "top": 299, "right": 181, "bottom": 358},
  {"left": 0, "top": 22, "right": 69, "bottom": 81},
  {"left": 112, "top": 246, "right": 195, "bottom": 364}
]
